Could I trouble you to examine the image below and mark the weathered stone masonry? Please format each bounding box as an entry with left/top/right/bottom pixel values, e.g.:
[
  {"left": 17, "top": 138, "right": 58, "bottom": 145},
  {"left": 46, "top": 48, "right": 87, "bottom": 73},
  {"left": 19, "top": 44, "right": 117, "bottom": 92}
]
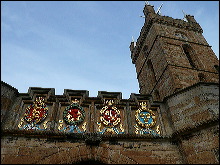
[{"left": 1, "top": 82, "right": 218, "bottom": 164}]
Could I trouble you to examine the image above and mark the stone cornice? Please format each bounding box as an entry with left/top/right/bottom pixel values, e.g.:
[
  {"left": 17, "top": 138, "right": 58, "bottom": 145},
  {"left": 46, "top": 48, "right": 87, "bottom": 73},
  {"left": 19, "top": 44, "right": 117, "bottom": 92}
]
[
  {"left": 153, "top": 15, "right": 202, "bottom": 33},
  {"left": 171, "top": 117, "right": 219, "bottom": 141},
  {"left": 2, "top": 117, "right": 218, "bottom": 144},
  {"left": 1, "top": 128, "right": 168, "bottom": 142},
  {"left": 164, "top": 82, "right": 219, "bottom": 102}
]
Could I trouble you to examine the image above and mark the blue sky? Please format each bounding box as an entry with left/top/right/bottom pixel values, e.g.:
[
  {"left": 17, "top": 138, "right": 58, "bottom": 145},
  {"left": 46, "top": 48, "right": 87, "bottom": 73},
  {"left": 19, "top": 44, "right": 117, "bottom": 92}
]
[{"left": 1, "top": 1, "right": 219, "bottom": 99}]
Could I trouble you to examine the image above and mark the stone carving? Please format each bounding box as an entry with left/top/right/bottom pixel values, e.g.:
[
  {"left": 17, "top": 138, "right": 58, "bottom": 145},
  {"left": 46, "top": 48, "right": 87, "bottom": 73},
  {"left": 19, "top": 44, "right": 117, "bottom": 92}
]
[
  {"left": 97, "top": 100, "right": 124, "bottom": 134},
  {"left": 18, "top": 97, "right": 49, "bottom": 130},
  {"left": 58, "top": 99, "right": 86, "bottom": 133},
  {"left": 134, "top": 102, "right": 160, "bottom": 135}
]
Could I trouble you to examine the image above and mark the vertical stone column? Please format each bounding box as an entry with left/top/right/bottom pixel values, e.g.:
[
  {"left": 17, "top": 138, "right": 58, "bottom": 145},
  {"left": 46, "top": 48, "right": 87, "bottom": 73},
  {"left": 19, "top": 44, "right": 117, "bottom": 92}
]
[
  {"left": 125, "top": 101, "right": 133, "bottom": 134},
  {"left": 89, "top": 101, "right": 95, "bottom": 133}
]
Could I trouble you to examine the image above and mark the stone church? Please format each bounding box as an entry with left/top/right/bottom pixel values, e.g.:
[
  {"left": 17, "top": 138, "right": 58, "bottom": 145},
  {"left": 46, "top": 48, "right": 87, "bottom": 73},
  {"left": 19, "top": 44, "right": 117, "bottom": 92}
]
[{"left": 1, "top": 3, "right": 219, "bottom": 164}]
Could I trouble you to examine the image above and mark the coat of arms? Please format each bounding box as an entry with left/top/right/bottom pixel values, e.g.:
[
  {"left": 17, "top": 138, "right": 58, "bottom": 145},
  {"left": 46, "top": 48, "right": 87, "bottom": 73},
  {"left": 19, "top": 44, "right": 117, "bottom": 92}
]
[
  {"left": 134, "top": 102, "right": 160, "bottom": 135},
  {"left": 97, "top": 100, "right": 124, "bottom": 134},
  {"left": 18, "top": 97, "right": 49, "bottom": 130},
  {"left": 58, "top": 99, "right": 86, "bottom": 133},
  {"left": 24, "top": 97, "right": 48, "bottom": 124},
  {"left": 63, "top": 99, "right": 85, "bottom": 125}
]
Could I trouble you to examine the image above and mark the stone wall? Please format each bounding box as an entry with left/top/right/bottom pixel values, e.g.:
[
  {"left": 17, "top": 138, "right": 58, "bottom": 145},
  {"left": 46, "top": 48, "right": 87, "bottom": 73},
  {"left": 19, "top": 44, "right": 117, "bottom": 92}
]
[
  {"left": 1, "top": 135, "right": 183, "bottom": 164},
  {"left": 166, "top": 83, "right": 219, "bottom": 132},
  {"left": 1, "top": 81, "right": 18, "bottom": 123},
  {"left": 180, "top": 124, "right": 219, "bottom": 164},
  {"left": 166, "top": 82, "right": 219, "bottom": 164},
  {"left": 1, "top": 82, "right": 219, "bottom": 164}
]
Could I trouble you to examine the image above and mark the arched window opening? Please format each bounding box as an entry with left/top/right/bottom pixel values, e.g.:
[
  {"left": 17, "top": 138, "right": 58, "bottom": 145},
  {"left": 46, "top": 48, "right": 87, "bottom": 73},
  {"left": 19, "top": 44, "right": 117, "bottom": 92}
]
[
  {"left": 198, "top": 73, "right": 206, "bottom": 82},
  {"left": 182, "top": 44, "right": 197, "bottom": 69}
]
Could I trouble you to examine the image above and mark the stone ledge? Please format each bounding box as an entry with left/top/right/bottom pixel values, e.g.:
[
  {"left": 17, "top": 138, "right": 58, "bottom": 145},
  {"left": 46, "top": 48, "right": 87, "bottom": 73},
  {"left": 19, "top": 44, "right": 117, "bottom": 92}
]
[
  {"left": 1, "top": 129, "right": 168, "bottom": 142},
  {"left": 171, "top": 117, "right": 219, "bottom": 140},
  {"left": 164, "top": 82, "right": 219, "bottom": 102}
]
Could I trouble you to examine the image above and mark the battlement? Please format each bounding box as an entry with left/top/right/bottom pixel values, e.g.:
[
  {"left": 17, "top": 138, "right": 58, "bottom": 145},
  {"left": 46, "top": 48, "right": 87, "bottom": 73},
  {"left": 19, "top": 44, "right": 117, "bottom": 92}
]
[{"left": 131, "top": 4, "right": 203, "bottom": 64}]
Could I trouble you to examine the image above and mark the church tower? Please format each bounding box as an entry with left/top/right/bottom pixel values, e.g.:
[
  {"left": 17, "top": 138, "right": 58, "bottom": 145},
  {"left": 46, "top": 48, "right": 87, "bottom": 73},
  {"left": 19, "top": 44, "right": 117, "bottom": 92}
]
[
  {"left": 130, "top": 3, "right": 219, "bottom": 164},
  {"left": 130, "top": 3, "right": 219, "bottom": 101}
]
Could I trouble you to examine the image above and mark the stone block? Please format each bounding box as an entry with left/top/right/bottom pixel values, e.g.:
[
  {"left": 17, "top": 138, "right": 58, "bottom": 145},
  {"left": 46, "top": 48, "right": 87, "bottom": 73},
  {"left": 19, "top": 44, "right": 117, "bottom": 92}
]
[
  {"left": 187, "top": 151, "right": 217, "bottom": 164},
  {"left": 68, "top": 147, "right": 80, "bottom": 159},
  {"left": 38, "top": 157, "right": 52, "bottom": 164},
  {"left": 32, "top": 147, "right": 59, "bottom": 158},
  {"left": 52, "top": 150, "right": 70, "bottom": 164},
  {"left": 118, "top": 154, "right": 136, "bottom": 164},
  {"left": 109, "top": 150, "right": 121, "bottom": 164},
  {"left": 152, "top": 150, "right": 181, "bottom": 158},
  {"left": 121, "top": 150, "right": 152, "bottom": 157},
  {"left": 190, "top": 109, "right": 212, "bottom": 123},
  {"left": 99, "top": 143, "right": 109, "bottom": 148},
  {"left": 78, "top": 145, "right": 91, "bottom": 156},
  {"left": 1, "top": 147, "right": 19, "bottom": 155},
  {"left": 128, "top": 155, "right": 161, "bottom": 164},
  {"left": 100, "top": 147, "right": 110, "bottom": 159},
  {"left": 181, "top": 144, "right": 195, "bottom": 156},
  {"left": 1, "top": 155, "right": 38, "bottom": 164},
  {"left": 108, "top": 144, "right": 123, "bottom": 150}
]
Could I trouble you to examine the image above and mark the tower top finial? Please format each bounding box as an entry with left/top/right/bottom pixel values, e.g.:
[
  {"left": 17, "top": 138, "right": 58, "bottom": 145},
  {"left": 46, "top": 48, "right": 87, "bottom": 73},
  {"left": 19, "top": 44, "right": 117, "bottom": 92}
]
[
  {"left": 143, "top": 1, "right": 155, "bottom": 16},
  {"left": 182, "top": 10, "right": 188, "bottom": 21},
  {"left": 182, "top": 10, "right": 187, "bottom": 17},
  {"left": 132, "top": 36, "right": 135, "bottom": 42},
  {"left": 145, "top": 1, "right": 150, "bottom": 6},
  {"left": 131, "top": 36, "right": 136, "bottom": 47}
]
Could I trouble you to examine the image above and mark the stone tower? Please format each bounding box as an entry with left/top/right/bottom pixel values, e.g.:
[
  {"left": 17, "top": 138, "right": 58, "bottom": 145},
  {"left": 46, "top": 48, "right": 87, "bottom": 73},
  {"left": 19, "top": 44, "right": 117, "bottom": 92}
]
[
  {"left": 130, "top": 4, "right": 219, "bottom": 102},
  {"left": 130, "top": 3, "right": 219, "bottom": 164}
]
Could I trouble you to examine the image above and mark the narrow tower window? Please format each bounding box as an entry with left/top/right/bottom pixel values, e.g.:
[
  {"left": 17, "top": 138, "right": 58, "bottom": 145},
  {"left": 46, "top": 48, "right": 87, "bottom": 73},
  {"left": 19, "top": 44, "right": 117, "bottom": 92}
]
[
  {"left": 143, "top": 45, "right": 148, "bottom": 53},
  {"left": 154, "top": 90, "right": 160, "bottom": 101},
  {"left": 182, "top": 44, "right": 197, "bottom": 69},
  {"left": 147, "top": 60, "right": 157, "bottom": 85},
  {"left": 214, "top": 65, "right": 219, "bottom": 73},
  {"left": 198, "top": 73, "right": 206, "bottom": 82},
  {"left": 143, "top": 45, "right": 149, "bottom": 58}
]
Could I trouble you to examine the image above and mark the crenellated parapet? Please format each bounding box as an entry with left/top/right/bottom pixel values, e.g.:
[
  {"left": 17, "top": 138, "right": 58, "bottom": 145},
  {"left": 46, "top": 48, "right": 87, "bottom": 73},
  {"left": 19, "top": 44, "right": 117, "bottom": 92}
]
[
  {"left": 1, "top": 84, "right": 166, "bottom": 139},
  {"left": 131, "top": 4, "right": 203, "bottom": 64}
]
